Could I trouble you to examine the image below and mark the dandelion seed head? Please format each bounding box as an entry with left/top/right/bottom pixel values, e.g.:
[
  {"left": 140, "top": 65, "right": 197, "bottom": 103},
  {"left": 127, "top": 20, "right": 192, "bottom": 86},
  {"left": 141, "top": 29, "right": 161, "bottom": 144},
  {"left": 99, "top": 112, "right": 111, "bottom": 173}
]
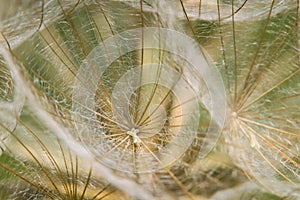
[{"left": 0, "top": 0, "right": 299, "bottom": 199}]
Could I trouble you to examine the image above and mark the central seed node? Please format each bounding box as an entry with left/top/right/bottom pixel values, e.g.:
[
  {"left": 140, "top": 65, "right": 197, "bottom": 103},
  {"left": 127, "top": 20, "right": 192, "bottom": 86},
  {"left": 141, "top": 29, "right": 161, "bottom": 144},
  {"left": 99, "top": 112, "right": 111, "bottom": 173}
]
[
  {"left": 231, "top": 111, "right": 238, "bottom": 118},
  {"left": 127, "top": 128, "right": 141, "bottom": 144}
]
